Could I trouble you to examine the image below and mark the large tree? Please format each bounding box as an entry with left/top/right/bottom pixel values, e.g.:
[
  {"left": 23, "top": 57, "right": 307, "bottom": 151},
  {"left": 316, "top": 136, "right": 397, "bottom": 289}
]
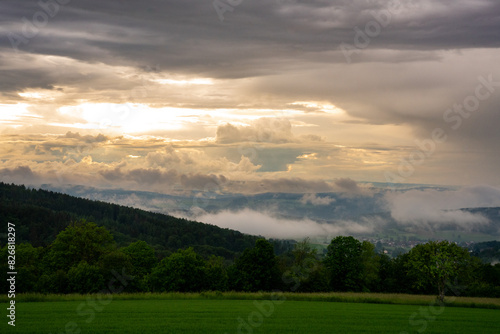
[
  {"left": 121, "top": 240, "right": 158, "bottom": 291},
  {"left": 45, "top": 220, "right": 115, "bottom": 271},
  {"left": 149, "top": 247, "right": 207, "bottom": 292},
  {"left": 406, "top": 241, "right": 471, "bottom": 302},
  {"left": 324, "top": 236, "right": 363, "bottom": 291},
  {"left": 282, "top": 238, "right": 328, "bottom": 292},
  {"left": 229, "top": 239, "right": 281, "bottom": 292},
  {"left": 359, "top": 240, "right": 381, "bottom": 292},
  {"left": 122, "top": 240, "right": 157, "bottom": 277}
]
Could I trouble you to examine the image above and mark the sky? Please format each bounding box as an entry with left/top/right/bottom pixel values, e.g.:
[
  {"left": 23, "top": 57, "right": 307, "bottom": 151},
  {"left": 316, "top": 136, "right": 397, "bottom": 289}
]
[{"left": 1, "top": 1, "right": 500, "bottom": 237}]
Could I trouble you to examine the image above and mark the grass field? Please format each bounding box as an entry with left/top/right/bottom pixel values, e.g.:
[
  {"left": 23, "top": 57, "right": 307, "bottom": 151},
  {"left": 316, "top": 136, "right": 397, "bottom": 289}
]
[
  {"left": 5, "top": 291, "right": 500, "bottom": 308},
  {"left": 3, "top": 293, "right": 500, "bottom": 333}
]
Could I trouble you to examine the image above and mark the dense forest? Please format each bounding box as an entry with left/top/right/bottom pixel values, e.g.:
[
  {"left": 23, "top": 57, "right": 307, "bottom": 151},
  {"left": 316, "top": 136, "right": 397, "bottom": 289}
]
[
  {"left": 0, "top": 182, "right": 292, "bottom": 258},
  {"left": 1, "top": 182, "right": 499, "bottom": 298}
]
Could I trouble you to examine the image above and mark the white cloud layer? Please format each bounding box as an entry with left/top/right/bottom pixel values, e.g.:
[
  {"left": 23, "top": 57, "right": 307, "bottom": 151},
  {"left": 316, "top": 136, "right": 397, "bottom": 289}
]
[
  {"left": 384, "top": 186, "right": 500, "bottom": 228},
  {"left": 300, "top": 193, "right": 336, "bottom": 206},
  {"left": 196, "top": 209, "right": 374, "bottom": 239}
]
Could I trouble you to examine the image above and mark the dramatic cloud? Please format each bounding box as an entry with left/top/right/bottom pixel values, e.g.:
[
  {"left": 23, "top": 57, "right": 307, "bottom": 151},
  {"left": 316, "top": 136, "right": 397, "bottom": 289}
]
[{"left": 1, "top": 0, "right": 500, "bottom": 241}]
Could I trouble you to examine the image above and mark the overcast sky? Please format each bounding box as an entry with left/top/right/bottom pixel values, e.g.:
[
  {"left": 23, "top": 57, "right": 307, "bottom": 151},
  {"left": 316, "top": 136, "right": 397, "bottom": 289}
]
[{"left": 1, "top": 0, "right": 500, "bottom": 196}]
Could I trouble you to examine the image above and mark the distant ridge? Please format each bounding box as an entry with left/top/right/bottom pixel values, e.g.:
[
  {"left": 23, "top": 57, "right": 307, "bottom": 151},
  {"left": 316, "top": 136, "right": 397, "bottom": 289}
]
[{"left": 0, "top": 182, "right": 292, "bottom": 258}]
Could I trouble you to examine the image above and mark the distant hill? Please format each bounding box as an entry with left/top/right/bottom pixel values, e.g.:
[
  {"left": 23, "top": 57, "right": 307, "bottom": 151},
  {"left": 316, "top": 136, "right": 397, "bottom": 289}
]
[
  {"left": 0, "top": 182, "right": 292, "bottom": 258},
  {"left": 471, "top": 240, "right": 500, "bottom": 263},
  {"left": 34, "top": 184, "right": 500, "bottom": 243}
]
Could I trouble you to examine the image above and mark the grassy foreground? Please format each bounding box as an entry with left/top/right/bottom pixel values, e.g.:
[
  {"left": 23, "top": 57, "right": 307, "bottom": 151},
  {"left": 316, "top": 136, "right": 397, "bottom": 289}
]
[
  {"left": 4, "top": 291, "right": 500, "bottom": 309},
  {"left": 3, "top": 297, "right": 500, "bottom": 334}
]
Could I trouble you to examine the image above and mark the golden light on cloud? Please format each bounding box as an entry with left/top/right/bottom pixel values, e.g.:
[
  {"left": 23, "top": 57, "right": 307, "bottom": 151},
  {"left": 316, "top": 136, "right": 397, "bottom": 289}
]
[
  {"left": 153, "top": 78, "right": 214, "bottom": 85},
  {"left": 58, "top": 103, "right": 190, "bottom": 133},
  {"left": 18, "top": 92, "right": 46, "bottom": 99},
  {"left": 298, "top": 153, "right": 319, "bottom": 160},
  {"left": 289, "top": 101, "right": 344, "bottom": 114},
  {"left": 55, "top": 104, "right": 298, "bottom": 135},
  {"left": 0, "top": 104, "right": 28, "bottom": 121},
  {"left": 0, "top": 103, "right": 41, "bottom": 127},
  {"left": 17, "top": 89, "right": 63, "bottom": 101}
]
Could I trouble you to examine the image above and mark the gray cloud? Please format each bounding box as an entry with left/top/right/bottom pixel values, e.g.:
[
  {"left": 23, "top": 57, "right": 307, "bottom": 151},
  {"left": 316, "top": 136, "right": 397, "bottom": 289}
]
[
  {"left": 2, "top": 0, "right": 500, "bottom": 87},
  {"left": 99, "top": 167, "right": 179, "bottom": 186},
  {"left": 62, "top": 131, "right": 108, "bottom": 143},
  {"left": 216, "top": 118, "right": 294, "bottom": 144},
  {"left": 180, "top": 173, "right": 227, "bottom": 191},
  {"left": 196, "top": 209, "right": 375, "bottom": 239},
  {"left": 0, "top": 165, "right": 36, "bottom": 181},
  {"left": 335, "top": 177, "right": 361, "bottom": 192},
  {"left": 227, "top": 177, "right": 335, "bottom": 194},
  {"left": 384, "top": 185, "right": 500, "bottom": 229}
]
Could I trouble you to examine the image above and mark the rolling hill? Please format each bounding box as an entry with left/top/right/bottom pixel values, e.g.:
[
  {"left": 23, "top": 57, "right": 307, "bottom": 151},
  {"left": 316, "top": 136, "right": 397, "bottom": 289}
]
[{"left": 0, "top": 182, "right": 293, "bottom": 258}]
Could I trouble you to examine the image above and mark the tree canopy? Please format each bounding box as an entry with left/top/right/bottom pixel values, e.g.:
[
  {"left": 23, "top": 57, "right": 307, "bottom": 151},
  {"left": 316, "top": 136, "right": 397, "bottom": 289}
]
[
  {"left": 406, "top": 240, "right": 472, "bottom": 301},
  {"left": 324, "top": 236, "right": 363, "bottom": 291},
  {"left": 46, "top": 220, "right": 115, "bottom": 271}
]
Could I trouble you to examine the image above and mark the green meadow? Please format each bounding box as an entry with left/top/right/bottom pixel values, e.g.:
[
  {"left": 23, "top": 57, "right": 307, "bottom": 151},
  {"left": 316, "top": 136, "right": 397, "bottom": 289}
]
[{"left": 3, "top": 293, "right": 500, "bottom": 333}]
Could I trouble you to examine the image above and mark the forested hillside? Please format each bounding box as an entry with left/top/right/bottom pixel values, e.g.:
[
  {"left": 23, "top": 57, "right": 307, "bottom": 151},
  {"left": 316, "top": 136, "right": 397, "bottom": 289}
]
[{"left": 0, "top": 182, "right": 291, "bottom": 258}]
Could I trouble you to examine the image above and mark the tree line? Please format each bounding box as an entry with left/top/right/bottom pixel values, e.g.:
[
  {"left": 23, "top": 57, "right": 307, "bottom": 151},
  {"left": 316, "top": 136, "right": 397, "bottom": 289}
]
[
  {"left": 0, "top": 182, "right": 293, "bottom": 258},
  {"left": 1, "top": 221, "right": 499, "bottom": 299}
]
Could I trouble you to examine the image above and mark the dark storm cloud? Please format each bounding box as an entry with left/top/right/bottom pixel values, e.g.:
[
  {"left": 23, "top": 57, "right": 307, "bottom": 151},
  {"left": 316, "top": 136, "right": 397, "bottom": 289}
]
[{"left": 2, "top": 0, "right": 500, "bottom": 82}]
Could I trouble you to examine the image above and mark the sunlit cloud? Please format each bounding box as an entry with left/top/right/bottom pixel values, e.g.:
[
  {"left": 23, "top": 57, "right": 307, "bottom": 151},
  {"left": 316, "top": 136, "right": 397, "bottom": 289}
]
[
  {"left": 153, "top": 78, "right": 214, "bottom": 85},
  {"left": 0, "top": 104, "right": 42, "bottom": 127},
  {"left": 18, "top": 92, "right": 48, "bottom": 99},
  {"left": 297, "top": 153, "right": 319, "bottom": 160},
  {"left": 289, "top": 101, "right": 345, "bottom": 114}
]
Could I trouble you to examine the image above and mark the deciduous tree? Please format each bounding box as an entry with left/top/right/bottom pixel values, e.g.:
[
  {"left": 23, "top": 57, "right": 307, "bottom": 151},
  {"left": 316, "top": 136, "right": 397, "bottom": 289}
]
[
  {"left": 46, "top": 220, "right": 115, "bottom": 271},
  {"left": 324, "top": 236, "right": 363, "bottom": 291},
  {"left": 229, "top": 239, "right": 280, "bottom": 292},
  {"left": 406, "top": 241, "right": 471, "bottom": 302}
]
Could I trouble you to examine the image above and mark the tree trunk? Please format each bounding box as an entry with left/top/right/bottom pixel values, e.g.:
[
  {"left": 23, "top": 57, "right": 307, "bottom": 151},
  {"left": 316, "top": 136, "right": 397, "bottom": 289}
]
[{"left": 438, "top": 279, "right": 445, "bottom": 303}]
